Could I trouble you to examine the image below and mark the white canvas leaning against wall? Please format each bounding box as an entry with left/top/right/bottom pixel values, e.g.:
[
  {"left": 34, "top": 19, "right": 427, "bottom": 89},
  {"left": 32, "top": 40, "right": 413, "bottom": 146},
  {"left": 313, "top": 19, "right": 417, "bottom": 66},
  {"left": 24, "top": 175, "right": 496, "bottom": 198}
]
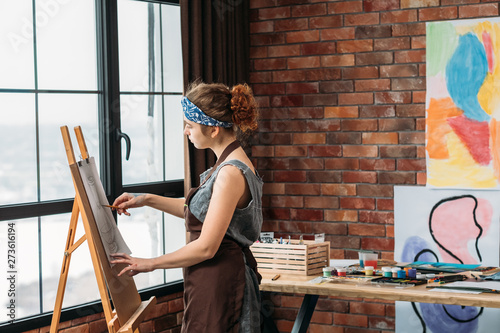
[
  {"left": 394, "top": 186, "right": 500, "bottom": 266},
  {"left": 394, "top": 185, "right": 500, "bottom": 333}
]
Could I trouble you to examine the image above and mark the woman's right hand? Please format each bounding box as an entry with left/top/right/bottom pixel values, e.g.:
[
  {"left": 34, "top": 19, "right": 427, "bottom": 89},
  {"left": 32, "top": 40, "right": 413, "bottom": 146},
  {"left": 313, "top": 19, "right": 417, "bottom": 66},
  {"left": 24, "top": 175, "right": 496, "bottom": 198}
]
[{"left": 112, "top": 192, "right": 146, "bottom": 216}]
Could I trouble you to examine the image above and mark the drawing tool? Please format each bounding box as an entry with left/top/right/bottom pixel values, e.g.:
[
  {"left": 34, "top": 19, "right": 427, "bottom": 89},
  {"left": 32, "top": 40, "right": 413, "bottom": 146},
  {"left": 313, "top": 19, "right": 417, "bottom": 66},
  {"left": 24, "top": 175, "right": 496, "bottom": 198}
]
[
  {"left": 272, "top": 274, "right": 280, "bottom": 281},
  {"left": 103, "top": 204, "right": 121, "bottom": 210},
  {"left": 428, "top": 274, "right": 467, "bottom": 283}
]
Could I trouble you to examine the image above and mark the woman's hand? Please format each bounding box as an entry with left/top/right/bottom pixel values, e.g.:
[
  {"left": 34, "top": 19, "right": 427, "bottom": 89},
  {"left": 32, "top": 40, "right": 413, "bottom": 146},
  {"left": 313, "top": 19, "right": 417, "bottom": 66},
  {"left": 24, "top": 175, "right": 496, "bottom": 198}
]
[
  {"left": 112, "top": 193, "right": 146, "bottom": 216},
  {"left": 110, "top": 253, "right": 155, "bottom": 277}
]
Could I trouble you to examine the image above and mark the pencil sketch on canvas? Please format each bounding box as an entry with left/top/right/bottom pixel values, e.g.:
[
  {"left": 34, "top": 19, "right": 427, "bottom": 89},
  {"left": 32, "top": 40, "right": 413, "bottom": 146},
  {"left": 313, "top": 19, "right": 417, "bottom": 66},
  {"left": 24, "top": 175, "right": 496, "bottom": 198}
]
[{"left": 78, "top": 157, "right": 131, "bottom": 261}]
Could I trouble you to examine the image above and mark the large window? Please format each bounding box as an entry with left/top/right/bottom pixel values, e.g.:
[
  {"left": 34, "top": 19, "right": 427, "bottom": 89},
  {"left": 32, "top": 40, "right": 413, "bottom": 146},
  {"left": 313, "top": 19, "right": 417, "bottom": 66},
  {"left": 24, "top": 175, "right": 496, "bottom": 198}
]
[
  {"left": 117, "top": 0, "right": 185, "bottom": 290},
  {"left": 0, "top": 0, "right": 183, "bottom": 329}
]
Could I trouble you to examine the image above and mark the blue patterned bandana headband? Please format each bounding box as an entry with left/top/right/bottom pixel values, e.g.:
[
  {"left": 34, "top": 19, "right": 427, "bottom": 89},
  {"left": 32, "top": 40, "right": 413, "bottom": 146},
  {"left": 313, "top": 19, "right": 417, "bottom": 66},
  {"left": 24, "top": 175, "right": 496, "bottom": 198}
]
[{"left": 181, "top": 96, "right": 233, "bottom": 128}]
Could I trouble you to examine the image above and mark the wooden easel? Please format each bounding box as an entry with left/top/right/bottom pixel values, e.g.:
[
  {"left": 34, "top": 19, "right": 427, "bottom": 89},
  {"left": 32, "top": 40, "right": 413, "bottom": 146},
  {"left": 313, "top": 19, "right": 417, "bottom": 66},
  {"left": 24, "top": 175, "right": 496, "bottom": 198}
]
[{"left": 50, "top": 126, "right": 156, "bottom": 333}]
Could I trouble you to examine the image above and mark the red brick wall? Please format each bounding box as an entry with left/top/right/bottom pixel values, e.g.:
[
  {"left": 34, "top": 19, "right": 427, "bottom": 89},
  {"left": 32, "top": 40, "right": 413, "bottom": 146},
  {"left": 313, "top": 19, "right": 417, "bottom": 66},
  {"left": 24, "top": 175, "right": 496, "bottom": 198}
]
[
  {"left": 250, "top": 0, "right": 499, "bottom": 331},
  {"left": 24, "top": 292, "right": 184, "bottom": 333}
]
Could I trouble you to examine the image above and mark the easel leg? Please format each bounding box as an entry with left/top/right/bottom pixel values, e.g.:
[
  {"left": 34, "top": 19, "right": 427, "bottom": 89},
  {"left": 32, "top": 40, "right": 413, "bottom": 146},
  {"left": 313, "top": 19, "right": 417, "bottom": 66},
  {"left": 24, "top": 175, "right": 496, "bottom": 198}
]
[
  {"left": 50, "top": 201, "right": 80, "bottom": 333},
  {"left": 49, "top": 196, "right": 115, "bottom": 333},
  {"left": 78, "top": 192, "right": 115, "bottom": 330}
]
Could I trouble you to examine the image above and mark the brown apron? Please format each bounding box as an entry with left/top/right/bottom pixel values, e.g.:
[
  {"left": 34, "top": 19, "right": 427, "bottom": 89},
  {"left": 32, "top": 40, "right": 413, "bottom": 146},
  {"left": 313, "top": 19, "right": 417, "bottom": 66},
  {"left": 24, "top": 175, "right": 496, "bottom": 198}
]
[{"left": 182, "top": 141, "right": 260, "bottom": 333}]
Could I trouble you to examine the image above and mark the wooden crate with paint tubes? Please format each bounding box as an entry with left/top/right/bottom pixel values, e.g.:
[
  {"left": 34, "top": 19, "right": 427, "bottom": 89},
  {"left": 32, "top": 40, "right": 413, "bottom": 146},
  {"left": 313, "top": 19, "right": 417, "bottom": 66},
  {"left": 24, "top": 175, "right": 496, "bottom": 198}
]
[{"left": 250, "top": 239, "right": 331, "bottom": 276}]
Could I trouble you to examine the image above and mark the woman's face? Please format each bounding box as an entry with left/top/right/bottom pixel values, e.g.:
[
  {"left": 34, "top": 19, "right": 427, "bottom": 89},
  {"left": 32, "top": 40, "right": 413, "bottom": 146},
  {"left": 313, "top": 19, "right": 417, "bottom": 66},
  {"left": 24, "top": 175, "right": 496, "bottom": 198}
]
[{"left": 183, "top": 117, "right": 210, "bottom": 149}]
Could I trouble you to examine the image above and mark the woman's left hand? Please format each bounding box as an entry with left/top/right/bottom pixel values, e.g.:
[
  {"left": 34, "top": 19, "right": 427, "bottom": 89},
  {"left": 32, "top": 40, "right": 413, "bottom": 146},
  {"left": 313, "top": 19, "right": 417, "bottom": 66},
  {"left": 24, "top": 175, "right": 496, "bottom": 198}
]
[{"left": 110, "top": 253, "right": 155, "bottom": 277}]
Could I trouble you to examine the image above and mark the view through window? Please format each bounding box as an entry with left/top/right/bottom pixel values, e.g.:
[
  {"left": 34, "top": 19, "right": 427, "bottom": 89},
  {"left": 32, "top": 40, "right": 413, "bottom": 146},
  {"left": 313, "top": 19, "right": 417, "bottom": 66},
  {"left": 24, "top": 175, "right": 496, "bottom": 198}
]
[{"left": 0, "top": 0, "right": 184, "bottom": 326}]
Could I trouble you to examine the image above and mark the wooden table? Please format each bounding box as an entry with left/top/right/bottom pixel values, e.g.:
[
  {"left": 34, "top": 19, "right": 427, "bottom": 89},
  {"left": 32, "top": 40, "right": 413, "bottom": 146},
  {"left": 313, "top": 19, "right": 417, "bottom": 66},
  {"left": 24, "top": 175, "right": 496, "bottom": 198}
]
[{"left": 259, "top": 273, "right": 500, "bottom": 333}]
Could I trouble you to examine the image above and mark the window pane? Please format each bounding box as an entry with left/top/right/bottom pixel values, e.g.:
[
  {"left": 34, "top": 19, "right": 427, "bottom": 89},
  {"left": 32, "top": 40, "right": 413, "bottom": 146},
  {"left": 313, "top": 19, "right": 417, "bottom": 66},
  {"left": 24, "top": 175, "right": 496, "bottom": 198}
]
[
  {"left": 164, "top": 95, "right": 184, "bottom": 181},
  {"left": 161, "top": 5, "right": 183, "bottom": 93},
  {"left": 118, "top": 1, "right": 162, "bottom": 92},
  {"left": 38, "top": 93, "right": 99, "bottom": 201},
  {"left": 0, "top": 218, "right": 40, "bottom": 322},
  {"left": 0, "top": 0, "right": 35, "bottom": 89},
  {"left": 163, "top": 213, "right": 185, "bottom": 282},
  {"left": 36, "top": 0, "right": 97, "bottom": 90},
  {"left": 121, "top": 94, "right": 164, "bottom": 185},
  {"left": 41, "top": 213, "right": 99, "bottom": 312},
  {"left": 118, "top": 207, "right": 165, "bottom": 289},
  {"left": 0, "top": 0, "right": 186, "bottom": 326},
  {"left": 0, "top": 93, "right": 37, "bottom": 205}
]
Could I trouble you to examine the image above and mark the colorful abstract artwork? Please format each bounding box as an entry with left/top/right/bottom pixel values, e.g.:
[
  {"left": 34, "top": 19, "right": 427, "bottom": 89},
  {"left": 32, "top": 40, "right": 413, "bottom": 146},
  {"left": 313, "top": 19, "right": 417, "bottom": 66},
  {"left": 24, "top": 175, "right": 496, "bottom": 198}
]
[
  {"left": 394, "top": 186, "right": 500, "bottom": 332},
  {"left": 426, "top": 18, "right": 500, "bottom": 188}
]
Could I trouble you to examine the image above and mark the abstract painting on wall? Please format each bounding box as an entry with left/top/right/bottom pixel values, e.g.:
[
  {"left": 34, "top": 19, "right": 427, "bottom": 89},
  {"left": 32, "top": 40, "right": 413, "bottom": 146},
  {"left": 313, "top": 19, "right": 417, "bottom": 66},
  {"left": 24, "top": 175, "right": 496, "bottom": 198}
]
[
  {"left": 394, "top": 186, "right": 500, "bottom": 332},
  {"left": 426, "top": 17, "right": 500, "bottom": 188}
]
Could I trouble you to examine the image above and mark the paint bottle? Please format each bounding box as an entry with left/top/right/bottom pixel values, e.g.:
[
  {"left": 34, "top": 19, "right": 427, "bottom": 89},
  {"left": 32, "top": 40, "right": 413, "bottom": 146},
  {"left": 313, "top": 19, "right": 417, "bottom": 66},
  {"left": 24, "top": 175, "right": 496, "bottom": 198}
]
[
  {"left": 391, "top": 267, "right": 401, "bottom": 278},
  {"left": 323, "top": 267, "right": 332, "bottom": 278},
  {"left": 408, "top": 268, "right": 417, "bottom": 278},
  {"left": 397, "top": 269, "right": 406, "bottom": 278},
  {"left": 364, "top": 266, "right": 374, "bottom": 276},
  {"left": 382, "top": 267, "right": 392, "bottom": 277},
  {"left": 337, "top": 268, "right": 347, "bottom": 277}
]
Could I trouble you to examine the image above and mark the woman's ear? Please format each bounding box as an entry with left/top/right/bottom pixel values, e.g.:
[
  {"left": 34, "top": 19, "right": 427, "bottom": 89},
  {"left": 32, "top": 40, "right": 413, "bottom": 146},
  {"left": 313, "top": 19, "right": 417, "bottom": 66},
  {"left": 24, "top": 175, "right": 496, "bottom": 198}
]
[{"left": 210, "top": 126, "right": 220, "bottom": 138}]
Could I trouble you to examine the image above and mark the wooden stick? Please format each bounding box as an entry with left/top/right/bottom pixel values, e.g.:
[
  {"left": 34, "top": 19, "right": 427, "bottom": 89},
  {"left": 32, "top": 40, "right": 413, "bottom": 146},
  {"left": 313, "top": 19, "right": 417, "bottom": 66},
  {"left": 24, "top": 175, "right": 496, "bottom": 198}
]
[
  {"left": 50, "top": 200, "right": 80, "bottom": 333},
  {"left": 60, "top": 126, "right": 76, "bottom": 165},
  {"left": 74, "top": 126, "right": 89, "bottom": 160}
]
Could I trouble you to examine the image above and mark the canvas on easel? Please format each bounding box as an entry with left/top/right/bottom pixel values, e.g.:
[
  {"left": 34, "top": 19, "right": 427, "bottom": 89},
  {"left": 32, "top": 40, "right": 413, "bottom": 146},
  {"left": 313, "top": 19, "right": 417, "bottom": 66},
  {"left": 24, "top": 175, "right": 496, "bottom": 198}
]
[
  {"left": 50, "top": 126, "right": 156, "bottom": 333},
  {"left": 78, "top": 156, "right": 130, "bottom": 259}
]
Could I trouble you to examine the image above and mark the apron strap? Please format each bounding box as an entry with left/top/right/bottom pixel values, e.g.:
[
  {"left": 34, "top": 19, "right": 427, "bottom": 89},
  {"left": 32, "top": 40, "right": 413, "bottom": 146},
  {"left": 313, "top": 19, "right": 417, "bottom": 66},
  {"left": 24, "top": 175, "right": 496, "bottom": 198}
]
[
  {"left": 185, "top": 140, "right": 241, "bottom": 204},
  {"left": 198, "top": 140, "right": 241, "bottom": 188}
]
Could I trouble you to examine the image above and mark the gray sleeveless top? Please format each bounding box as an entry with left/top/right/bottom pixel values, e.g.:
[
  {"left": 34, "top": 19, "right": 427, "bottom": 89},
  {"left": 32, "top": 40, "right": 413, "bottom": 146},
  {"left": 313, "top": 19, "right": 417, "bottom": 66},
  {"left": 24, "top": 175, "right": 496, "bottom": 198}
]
[
  {"left": 189, "top": 159, "right": 263, "bottom": 332},
  {"left": 189, "top": 159, "right": 264, "bottom": 247}
]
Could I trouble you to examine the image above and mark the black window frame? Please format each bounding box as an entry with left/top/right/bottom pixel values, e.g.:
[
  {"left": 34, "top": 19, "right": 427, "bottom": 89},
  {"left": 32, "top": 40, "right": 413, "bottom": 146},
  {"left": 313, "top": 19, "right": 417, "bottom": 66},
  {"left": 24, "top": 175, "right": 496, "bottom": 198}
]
[{"left": 0, "top": 0, "right": 184, "bottom": 331}]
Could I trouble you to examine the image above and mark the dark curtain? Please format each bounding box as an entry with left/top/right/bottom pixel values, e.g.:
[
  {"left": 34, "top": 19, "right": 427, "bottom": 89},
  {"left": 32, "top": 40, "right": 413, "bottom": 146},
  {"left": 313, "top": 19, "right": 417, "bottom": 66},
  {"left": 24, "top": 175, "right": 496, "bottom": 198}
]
[{"left": 180, "top": 0, "right": 250, "bottom": 187}]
